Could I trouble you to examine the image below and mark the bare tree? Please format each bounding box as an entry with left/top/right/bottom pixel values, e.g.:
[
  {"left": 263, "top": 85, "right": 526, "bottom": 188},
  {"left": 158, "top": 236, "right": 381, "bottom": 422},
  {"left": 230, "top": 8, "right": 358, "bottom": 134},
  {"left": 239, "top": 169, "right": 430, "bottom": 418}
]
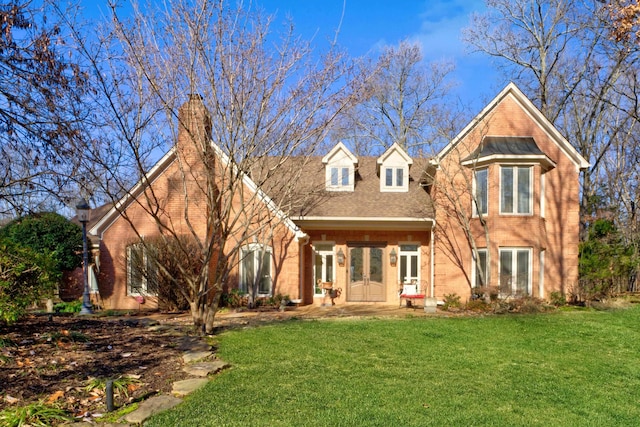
[
  {"left": 0, "top": 1, "right": 90, "bottom": 217},
  {"left": 331, "top": 40, "right": 455, "bottom": 156},
  {"left": 463, "top": 0, "right": 640, "bottom": 237},
  {"left": 66, "top": 0, "right": 352, "bottom": 333}
]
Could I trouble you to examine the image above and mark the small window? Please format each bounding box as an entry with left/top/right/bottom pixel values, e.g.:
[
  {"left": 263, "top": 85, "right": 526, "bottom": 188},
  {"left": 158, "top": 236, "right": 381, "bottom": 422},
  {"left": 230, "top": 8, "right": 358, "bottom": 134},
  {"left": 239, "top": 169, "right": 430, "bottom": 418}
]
[
  {"left": 383, "top": 167, "right": 406, "bottom": 190},
  {"left": 327, "top": 166, "right": 353, "bottom": 191},
  {"left": 127, "top": 243, "right": 158, "bottom": 296}
]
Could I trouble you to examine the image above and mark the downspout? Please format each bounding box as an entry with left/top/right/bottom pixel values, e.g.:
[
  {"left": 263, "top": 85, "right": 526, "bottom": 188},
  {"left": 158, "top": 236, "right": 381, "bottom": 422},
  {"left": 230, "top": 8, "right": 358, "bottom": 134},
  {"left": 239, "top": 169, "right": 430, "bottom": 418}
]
[
  {"left": 296, "top": 234, "right": 309, "bottom": 304},
  {"left": 430, "top": 220, "right": 436, "bottom": 299}
]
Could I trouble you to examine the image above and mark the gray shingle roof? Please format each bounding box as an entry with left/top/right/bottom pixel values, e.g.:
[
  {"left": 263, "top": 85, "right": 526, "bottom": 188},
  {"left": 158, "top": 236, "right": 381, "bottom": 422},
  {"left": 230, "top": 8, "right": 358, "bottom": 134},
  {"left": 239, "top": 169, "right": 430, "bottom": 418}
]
[{"left": 462, "top": 136, "right": 547, "bottom": 162}]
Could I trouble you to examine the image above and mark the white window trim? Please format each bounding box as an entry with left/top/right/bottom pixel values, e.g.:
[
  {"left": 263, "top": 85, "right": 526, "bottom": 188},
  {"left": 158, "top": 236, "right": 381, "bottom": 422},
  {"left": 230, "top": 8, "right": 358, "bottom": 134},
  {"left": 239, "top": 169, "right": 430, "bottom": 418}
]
[
  {"left": 499, "top": 165, "right": 533, "bottom": 215},
  {"left": 312, "top": 242, "right": 336, "bottom": 297},
  {"left": 381, "top": 165, "right": 409, "bottom": 192},
  {"left": 326, "top": 165, "right": 355, "bottom": 192},
  {"left": 539, "top": 249, "right": 545, "bottom": 298},
  {"left": 398, "top": 243, "right": 421, "bottom": 292},
  {"left": 471, "top": 248, "right": 488, "bottom": 289},
  {"left": 498, "top": 247, "right": 532, "bottom": 296},
  {"left": 127, "top": 243, "right": 157, "bottom": 296},
  {"left": 540, "top": 173, "right": 546, "bottom": 218},
  {"left": 240, "top": 243, "right": 273, "bottom": 296},
  {"left": 472, "top": 168, "right": 488, "bottom": 217}
]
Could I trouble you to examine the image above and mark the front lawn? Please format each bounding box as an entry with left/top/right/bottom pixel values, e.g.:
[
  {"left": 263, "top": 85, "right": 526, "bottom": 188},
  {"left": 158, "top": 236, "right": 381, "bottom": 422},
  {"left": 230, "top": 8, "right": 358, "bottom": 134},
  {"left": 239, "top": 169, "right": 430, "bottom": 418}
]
[{"left": 147, "top": 307, "right": 640, "bottom": 426}]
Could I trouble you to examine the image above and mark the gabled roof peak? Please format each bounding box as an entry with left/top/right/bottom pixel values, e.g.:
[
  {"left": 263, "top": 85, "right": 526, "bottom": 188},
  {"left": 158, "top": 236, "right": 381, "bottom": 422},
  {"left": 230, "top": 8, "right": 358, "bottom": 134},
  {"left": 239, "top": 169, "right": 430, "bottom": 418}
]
[
  {"left": 322, "top": 141, "right": 358, "bottom": 164},
  {"left": 377, "top": 142, "right": 413, "bottom": 165}
]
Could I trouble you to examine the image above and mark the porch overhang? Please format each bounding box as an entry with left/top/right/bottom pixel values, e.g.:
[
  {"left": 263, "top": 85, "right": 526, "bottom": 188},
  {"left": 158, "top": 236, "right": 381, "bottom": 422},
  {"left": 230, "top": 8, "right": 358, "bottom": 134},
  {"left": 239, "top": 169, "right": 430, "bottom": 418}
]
[{"left": 293, "top": 216, "right": 435, "bottom": 231}]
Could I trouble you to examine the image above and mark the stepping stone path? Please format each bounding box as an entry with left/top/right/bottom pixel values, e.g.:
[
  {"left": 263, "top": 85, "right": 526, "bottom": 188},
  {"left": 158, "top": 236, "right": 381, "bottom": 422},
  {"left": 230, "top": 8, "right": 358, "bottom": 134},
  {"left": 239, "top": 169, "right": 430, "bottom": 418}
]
[{"left": 63, "top": 320, "right": 230, "bottom": 426}]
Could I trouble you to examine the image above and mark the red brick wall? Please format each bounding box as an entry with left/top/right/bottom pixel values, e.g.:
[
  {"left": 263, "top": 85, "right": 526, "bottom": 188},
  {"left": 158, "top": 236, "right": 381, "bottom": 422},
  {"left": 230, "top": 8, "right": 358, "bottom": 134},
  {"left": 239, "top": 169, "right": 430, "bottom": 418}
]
[{"left": 433, "top": 93, "right": 580, "bottom": 301}]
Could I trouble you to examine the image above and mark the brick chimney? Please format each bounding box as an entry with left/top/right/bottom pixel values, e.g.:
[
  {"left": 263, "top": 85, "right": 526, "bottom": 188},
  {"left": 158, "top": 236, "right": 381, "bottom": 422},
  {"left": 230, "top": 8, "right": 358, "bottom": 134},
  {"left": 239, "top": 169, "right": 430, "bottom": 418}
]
[{"left": 176, "top": 94, "right": 212, "bottom": 167}]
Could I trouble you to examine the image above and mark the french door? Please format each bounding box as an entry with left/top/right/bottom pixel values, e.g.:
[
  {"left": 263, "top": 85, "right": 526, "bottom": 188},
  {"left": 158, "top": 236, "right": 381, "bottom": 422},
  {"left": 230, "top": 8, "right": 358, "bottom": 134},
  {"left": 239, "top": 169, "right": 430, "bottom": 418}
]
[{"left": 348, "top": 245, "right": 385, "bottom": 302}]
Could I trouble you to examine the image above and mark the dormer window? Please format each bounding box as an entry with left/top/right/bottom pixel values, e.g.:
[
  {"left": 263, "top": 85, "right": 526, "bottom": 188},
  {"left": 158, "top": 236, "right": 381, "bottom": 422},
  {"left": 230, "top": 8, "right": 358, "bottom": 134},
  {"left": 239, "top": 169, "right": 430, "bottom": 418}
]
[
  {"left": 322, "top": 142, "right": 358, "bottom": 192},
  {"left": 378, "top": 143, "right": 412, "bottom": 193},
  {"left": 331, "top": 167, "right": 350, "bottom": 187}
]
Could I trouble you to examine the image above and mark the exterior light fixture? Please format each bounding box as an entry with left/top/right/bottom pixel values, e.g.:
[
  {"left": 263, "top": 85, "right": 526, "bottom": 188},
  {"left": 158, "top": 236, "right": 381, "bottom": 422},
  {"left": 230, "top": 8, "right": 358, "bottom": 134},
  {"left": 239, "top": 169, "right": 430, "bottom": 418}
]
[
  {"left": 76, "top": 199, "right": 93, "bottom": 315},
  {"left": 337, "top": 248, "right": 345, "bottom": 266},
  {"left": 390, "top": 248, "right": 397, "bottom": 266}
]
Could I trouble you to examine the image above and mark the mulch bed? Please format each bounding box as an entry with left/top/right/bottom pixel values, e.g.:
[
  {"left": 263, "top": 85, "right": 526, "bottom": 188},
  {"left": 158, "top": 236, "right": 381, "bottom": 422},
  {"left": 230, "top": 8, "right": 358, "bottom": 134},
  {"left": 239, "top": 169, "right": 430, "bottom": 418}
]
[{"left": 0, "top": 314, "right": 192, "bottom": 420}]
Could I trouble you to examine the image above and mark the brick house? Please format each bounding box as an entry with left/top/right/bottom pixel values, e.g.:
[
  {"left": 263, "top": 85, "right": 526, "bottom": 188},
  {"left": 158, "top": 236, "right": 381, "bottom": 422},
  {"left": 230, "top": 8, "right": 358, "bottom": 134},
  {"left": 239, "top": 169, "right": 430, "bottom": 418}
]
[{"left": 83, "top": 83, "right": 588, "bottom": 310}]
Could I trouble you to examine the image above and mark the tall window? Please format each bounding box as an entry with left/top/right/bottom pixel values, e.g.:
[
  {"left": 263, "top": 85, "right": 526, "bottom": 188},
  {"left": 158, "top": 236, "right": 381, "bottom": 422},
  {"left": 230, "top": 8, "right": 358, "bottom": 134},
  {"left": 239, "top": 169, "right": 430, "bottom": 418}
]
[
  {"left": 127, "top": 243, "right": 158, "bottom": 296},
  {"left": 472, "top": 248, "right": 488, "bottom": 288},
  {"left": 399, "top": 244, "right": 420, "bottom": 288},
  {"left": 500, "top": 166, "right": 532, "bottom": 214},
  {"left": 313, "top": 244, "right": 335, "bottom": 296},
  {"left": 240, "top": 245, "right": 272, "bottom": 295},
  {"left": 499, "top": 248, "right": 531, "bottom": 296},
  {"left": 474, "top": 168, "right": 488, "bottom": 216}
]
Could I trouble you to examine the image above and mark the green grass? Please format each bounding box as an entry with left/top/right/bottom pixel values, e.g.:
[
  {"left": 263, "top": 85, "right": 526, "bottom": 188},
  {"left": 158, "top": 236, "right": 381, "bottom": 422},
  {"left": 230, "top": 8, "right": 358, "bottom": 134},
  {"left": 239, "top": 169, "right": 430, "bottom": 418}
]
[{"left": 147, "top": 307, "right": 640, "bottom": 426}]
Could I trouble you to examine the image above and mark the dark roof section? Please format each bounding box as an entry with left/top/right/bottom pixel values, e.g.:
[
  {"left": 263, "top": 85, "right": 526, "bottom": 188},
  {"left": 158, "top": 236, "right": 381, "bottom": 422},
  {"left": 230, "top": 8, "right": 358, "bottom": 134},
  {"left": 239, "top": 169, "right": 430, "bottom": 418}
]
[
  {"left": 258, "top": 156, "right": 435, "bottom": 220},
  {"left": 462, "top": 136, "right": 547, "bottom": 162}
]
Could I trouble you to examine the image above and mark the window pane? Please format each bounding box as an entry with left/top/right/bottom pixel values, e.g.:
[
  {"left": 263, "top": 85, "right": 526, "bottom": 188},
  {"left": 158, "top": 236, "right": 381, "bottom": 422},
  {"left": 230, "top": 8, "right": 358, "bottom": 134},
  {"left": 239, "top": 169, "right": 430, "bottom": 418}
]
[
  {"left": 242, "top": 249, "right": 254, "bottom": 292},
  {"left": 385, "top": 168, "right": 393, "bottom": 186},
  {"left": 500, "top": 250, "right": 512, "bottom": 293},
  {"left": 400, "top": 244, "right": 418, "bottom": 252},
  {"left": 396, "top": 168, "right": 403, "bottom": 186},
  {"left": 410, "top": 255, "right": 418, "bottom": 277},
  {"left": 476, "top": 250, "right": 487, "bottom": 288},
  {"left": 400, "top": 256, "right": 407, "bottom": 283},
  {"left": 330, "top": 168, "right": 338, "bottom": 186},
  {"left": 314, "top": 254, "right": 323, "bottom": 293},
  {"left": 259, "top": 251, "right": 271, "bottom": 294},
  {"left": 350, "top": 248, "right": 363, "bottom": 283},
  {"left": 516, "top": 250, "right": 529, "bottom": 294},
  {"left": 369, "top": 248, "right": 383, "bottom": 282},
  {"left": 518, "top": 167, "right": 531, "bottom": 213},
  {"left": 501, "top": 167, "right": 513, "bottom": 213},
  {"left": 129, "top": 246, "right": 144, "bottom": 293},
  {"left": 341, "top": 168, "right": 349, "bottom": 186},
  {"left": 325, "top": 255, "right": 333, "bottom": 283},
  {"left": 476, "top": 169, "right": 488, "bottom": 215}
]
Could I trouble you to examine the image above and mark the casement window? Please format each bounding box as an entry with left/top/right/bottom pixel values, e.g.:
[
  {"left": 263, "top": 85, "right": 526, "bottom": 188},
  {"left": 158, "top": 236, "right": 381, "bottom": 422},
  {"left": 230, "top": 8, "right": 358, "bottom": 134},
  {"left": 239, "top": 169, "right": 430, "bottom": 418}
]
[
  {"left": 499, "top": 248, "right": 531, "bottom": 296},
  {"left": 500, "top": 166, "right": 532, "bottom": 214},
  {"left": 399, "top": 244, "right": 420, "bottom": 289},
  {"left": 127, "top": 243, "right": 158, "bottom": 296},
  {"left": 383, "top": 167, "right": 405, "bottom": 188},
  {"left": 474, "top": 168, "right": 488, "bottom": 216},
  {"left": 313, "top": 243, "right": 335, "bottom": 296},
  {"left": 472, "top": 248, "right": 488, "bottom": 288},
  {"left": 240, "top": 244, "right": 272, "bottom": 295},
  {"left": 330, "top": 167, "right": 350, "bottom": 187}
]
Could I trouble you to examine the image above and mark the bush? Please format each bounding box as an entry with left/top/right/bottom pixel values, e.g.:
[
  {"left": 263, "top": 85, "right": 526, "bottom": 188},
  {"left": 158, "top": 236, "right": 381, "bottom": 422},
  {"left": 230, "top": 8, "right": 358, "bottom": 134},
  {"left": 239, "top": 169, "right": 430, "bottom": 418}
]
[
  {"left": 549, "top": 291, "right": 566, "bottom": 307},
  {"left": 442, "top": 293, "right": 461, "bottom": 311},
  {"left": 0, "top": 239, "right": 57, "bottom": 324},
  {"left": 220, "top": 289, "right": 248, "bottom": 308},
  {"left": 465, "top": 298, "right": 491, "bottom": 312},
  {"left": 54, "top": 300, "right": 82, "bottom": 313}
]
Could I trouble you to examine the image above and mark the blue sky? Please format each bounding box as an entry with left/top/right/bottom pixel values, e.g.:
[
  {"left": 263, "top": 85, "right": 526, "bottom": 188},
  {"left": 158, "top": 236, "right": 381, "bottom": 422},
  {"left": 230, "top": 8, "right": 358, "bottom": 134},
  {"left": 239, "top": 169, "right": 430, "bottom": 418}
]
[
  {"left": 253, "top": 0, "right": 504, "bottom": 112},
  {"left": 84, "top": 0, "right": 503, "bottom": 114}
]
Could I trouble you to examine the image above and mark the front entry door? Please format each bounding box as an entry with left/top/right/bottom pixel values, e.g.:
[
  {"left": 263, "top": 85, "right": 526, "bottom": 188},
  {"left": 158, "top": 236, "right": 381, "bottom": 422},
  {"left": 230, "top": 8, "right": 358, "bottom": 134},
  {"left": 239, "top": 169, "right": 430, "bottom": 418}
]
[{"left": 348, "top": 246, "right": 385, "bottom": 302}]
